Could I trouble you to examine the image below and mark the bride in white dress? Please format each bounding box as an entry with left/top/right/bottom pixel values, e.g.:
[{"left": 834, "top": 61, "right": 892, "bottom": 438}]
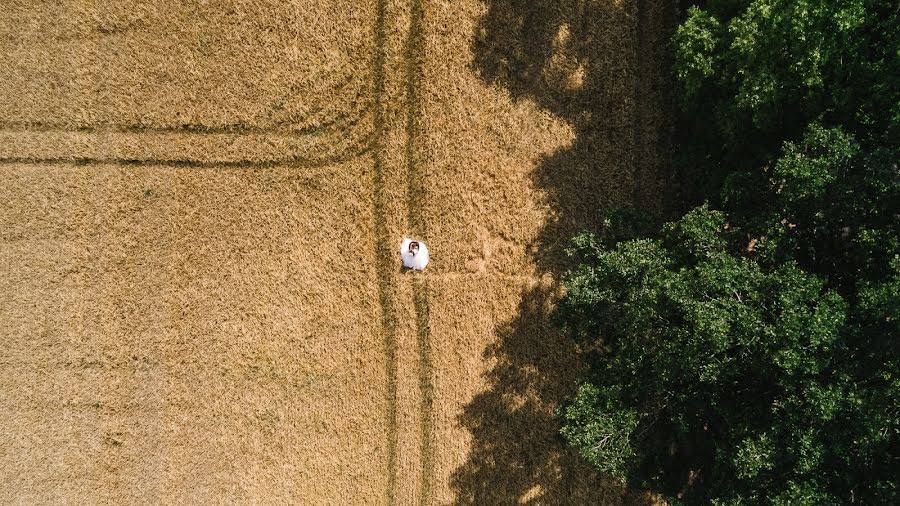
[{"left": 400, "top": 238, "right": 429, "bottom": 271}]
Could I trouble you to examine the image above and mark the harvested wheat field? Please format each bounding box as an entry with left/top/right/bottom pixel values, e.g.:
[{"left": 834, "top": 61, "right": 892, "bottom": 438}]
[{"left": 1, "top": 0, "right": 674, "bottom": 504}]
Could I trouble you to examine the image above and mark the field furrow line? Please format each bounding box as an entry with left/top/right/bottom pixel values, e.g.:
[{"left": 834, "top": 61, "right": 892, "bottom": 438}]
[
  {"left": 402, "top": 0, "right": 435, "bottom": 503},
  {"left": 0, "top": 148, "right": 369, "bottom": 170},
  {"left": 371, "top": 0, "right": 400, "bottom": 503}
]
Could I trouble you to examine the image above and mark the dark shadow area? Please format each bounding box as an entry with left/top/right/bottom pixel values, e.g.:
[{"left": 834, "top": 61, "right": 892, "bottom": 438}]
[
  {"left": 452, "top": 0, "right": 679, "bottom": 503},
  {"left": 470, "top": 0, "right": 678, "bottom": 273},
  {"left": 452, "top": 285, "right": 639, "bottom": 504}
]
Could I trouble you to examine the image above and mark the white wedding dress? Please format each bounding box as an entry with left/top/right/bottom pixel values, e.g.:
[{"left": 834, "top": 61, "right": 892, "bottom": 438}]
[{"left": 400, "top": 238, "right": 429, "bottom": 270}]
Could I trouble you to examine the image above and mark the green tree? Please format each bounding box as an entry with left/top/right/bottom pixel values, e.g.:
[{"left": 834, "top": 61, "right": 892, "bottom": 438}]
[
  {"left": 556, "top": 204, "right": 897, "bottom": 504},
  {"left": 555, "top": 0, "right": 898, "bottom": 501},
  {"left": 672, "top": 0, "right": 898, "bottom": 198}
]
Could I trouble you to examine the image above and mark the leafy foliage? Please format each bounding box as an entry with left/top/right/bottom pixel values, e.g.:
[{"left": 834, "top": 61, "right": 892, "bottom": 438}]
[
  {"left": 555, "top": 0, "right": 899, "bottom": 503},
  {"left": 556, "top": 206, "right": 897, "bottom": 503},
  {"left": 672, "top": 0, "right": 898, "bottom": 197}
]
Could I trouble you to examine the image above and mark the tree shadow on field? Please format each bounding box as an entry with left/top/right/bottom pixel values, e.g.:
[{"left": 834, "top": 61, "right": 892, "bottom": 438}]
[
  {"left": 451, "top": 0, "right": 677, "bottom": 503},
  {"left": 452, "top": 285, "right": 640, "bottom": 504}
]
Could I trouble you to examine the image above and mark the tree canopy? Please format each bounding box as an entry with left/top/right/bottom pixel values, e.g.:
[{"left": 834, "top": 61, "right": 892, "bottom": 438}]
[{"left": 554, "top": 0, "right": 898, "bottom": 503}]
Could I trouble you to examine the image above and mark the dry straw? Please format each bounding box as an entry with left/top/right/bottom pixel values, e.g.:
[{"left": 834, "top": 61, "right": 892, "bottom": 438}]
[{"left": 1, "top": 0, "right": 673, "bottom": 504}]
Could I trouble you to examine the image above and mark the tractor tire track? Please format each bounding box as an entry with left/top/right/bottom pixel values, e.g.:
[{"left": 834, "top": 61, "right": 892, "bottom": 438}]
[
  {"left": 371, "top": 0, "right": 399, "bottom": 503},
  {"left": 403, "top": 0, "right": 435, "bottom": 503}
]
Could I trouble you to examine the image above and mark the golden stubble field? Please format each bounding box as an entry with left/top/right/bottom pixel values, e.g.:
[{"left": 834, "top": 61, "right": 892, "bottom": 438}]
[{"left": 0, "top": 0, "right": 674, "bottom": 504}]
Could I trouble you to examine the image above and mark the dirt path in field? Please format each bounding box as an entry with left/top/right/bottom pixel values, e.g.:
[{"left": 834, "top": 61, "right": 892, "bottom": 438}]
[
  {"left": 404, "top": 1, "right": 437, "bottom": 504},
  {"left": 371, "top": 0, "right": 399, "bottom": 501},
  {"left": 371, "top": 0, "right": 434, "bottom": 503}
]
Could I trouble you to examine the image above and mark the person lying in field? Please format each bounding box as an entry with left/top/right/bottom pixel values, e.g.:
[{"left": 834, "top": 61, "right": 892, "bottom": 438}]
[{"left": 400, "top": 238, "right": 429, "bottom": 271}]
